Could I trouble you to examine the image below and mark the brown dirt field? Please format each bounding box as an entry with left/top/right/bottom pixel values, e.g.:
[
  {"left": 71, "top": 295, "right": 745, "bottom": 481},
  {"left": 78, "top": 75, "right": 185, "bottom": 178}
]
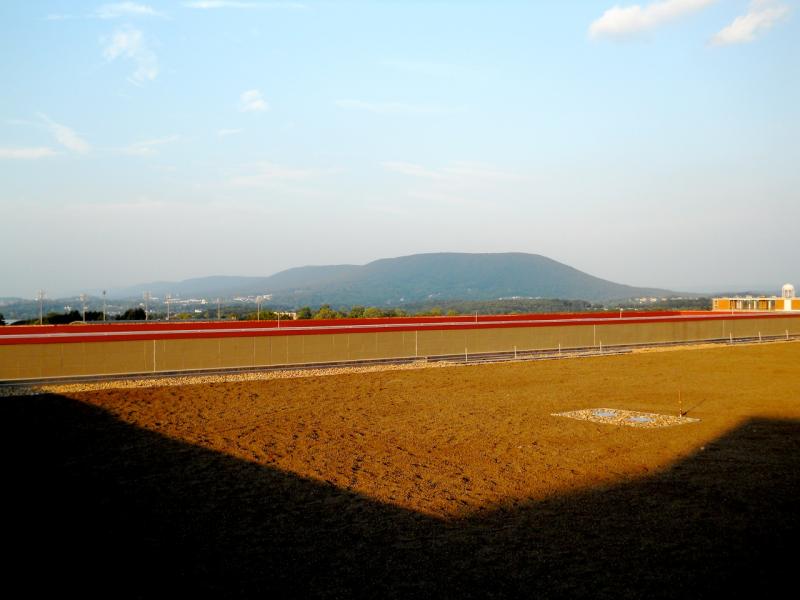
[{"left": 7, "top": 341, "right": 800, "bottom": 598}]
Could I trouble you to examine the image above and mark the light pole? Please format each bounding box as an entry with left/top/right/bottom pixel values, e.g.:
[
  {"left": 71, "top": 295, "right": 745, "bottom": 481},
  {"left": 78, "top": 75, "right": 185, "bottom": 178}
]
[
  {"left": 102, "top": 290, "right": 107, "bottom": 322},
  {"left": 37, "top": 290, "right": 45, "bottom": 325},
  {"left": 143, "top": 291, "right": 151, "bottom": 321},
  {"left": 216, "top": 298, "right": 221, "bottom": 320},
  {"left": 166, "top": 294, "right": 172, "bottom": 321},
  {"left": 80, "top": 293, "right": 87, "bottom": 322},
  {"left": 256, "top": 295, "right": 263, "bottom": 321}
]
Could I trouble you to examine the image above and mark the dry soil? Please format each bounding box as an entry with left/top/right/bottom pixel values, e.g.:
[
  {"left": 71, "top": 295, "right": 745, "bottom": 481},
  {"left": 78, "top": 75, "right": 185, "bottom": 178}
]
[{"left": 7, "top": 341, "right": 800, "bottom": 598}]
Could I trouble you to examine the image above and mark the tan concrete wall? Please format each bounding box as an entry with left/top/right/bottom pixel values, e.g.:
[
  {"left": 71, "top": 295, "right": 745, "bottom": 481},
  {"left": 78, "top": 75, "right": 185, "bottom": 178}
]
[{"left": 1, "top": 316, "right": 799, "bottom": 380}]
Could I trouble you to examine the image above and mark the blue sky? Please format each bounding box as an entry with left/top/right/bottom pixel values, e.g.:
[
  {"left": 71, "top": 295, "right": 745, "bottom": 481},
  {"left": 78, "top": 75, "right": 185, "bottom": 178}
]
[{"left": 1, "top": 1, "right": 797, "bottom": 297}]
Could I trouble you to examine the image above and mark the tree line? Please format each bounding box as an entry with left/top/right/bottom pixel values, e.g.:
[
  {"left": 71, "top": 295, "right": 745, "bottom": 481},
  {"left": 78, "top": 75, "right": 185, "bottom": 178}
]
[
  {"left": 1, "top": 297, "right": 712, "bottom": 325},
  {"left": 8, "top": 308, "right": 147, "bottom": 325}
]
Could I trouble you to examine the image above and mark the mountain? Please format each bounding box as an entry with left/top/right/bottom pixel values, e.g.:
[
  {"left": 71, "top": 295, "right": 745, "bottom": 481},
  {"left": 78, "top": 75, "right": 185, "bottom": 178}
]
[{"left": 108, "top": 252, "right": 682, "bottom": 306}]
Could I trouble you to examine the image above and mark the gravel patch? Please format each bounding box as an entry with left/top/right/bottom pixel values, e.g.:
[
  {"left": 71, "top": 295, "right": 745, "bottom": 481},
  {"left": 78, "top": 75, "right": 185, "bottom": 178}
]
[
  {"left": 0, "top": 360, "right": 465, "bottom": 397},
  {"left": 553, "top": 408, "right": 700, "bottom": 428}
]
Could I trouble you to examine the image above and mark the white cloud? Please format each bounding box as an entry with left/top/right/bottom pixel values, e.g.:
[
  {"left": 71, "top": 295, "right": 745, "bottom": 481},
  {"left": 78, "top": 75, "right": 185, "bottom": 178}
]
[
  {"left": 94, "top": 3, "right": 164, "bottom": 19},
  {"left": 102, "top": 28, "right": 159, "bottom": 84},
  {"left": 230, "top": 161, "right": 332, "bottom": 187},
  {"left": 711, "top": 0, "right": 789, "bottom": 45},
  {"left": 183, "top": 1, "right": 306, "bottom": 8},
  {"left": 38, "top": 114, "right": 90, "bottom": 153},
  {"left": 383, "top": 161, "right": 522, "bottom": 183},
  {"left": 218, "top": 128, "right": 244, "bottom": 136},
  {"left": 122, "top": 135, "right": 180, "bottom": 156},
  {"left": 381, "top": 161, "right": 443, "bottom": 179},
  {"left": 381, "top": 160, "right": 524, "bottom": 208},
  {"left": 239, "top": 90, "right": 269, "bottom": 112},
  {"left": 441, "top": 162, "right": 525, "bottom": 182},
  {"left": 46, "top": 3, "right": 163, "bottom": 21},
  {"left": 589, "top": 0, "right": 716, "bottom": 38},
  {"left": 368, "top": 204, "right": 412, "bottom": 217},
  {"left": 0, "top": 147, "right": 57, "bottom": 159},
  {"left": 336, "top": 99, "right": 444, "bottom": 115},
  {"left": 381, "top": 59, "right": 462, "bottom": 77}
]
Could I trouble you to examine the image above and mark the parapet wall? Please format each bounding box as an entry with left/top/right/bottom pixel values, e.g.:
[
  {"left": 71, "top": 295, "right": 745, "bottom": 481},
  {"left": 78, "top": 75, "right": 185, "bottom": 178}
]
[{"left": 1, "top": 312, "right": 798, "bottom": 381}]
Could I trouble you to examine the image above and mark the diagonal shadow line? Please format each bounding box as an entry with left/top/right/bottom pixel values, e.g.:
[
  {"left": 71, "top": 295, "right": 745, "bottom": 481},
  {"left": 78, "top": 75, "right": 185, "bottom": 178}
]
[{"left": 6, "top": 393, "right": 800, "bottom": 599}]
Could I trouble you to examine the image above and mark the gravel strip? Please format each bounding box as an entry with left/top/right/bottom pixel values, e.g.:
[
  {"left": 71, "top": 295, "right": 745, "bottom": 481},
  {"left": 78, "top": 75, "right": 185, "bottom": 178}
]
[
  {"left": 0, "top": 360, "right": 465, "bottom": 397},
  {"left": 553, "top": 408, "right": 700, "bottom": 428}
]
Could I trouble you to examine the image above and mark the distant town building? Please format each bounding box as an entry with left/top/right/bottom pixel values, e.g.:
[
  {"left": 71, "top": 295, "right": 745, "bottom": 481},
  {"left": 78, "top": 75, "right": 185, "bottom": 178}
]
[{"left": 712, "top": 283, "right": 799, "bottom": 312}]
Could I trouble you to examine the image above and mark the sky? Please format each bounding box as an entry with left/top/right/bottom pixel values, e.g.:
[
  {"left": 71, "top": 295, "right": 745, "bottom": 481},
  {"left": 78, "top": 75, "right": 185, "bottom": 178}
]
[{"left": 1, "top": 0, "right": 798, "bottom": 298}]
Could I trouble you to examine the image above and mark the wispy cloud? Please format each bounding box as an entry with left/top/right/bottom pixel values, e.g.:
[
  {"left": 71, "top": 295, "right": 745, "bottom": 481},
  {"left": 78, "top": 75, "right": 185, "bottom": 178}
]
[
  {"left": 239, "top": 90, "right": 269, "bottom": 112},
  {"left": 368, "top": 204, "right": 412, "bottom": 217},
  {"left": 102, "top": 28, "right": 159, "bottom": 84},
  {"left": 6, "top": 118, "right": 36, "bottom": 126},
  {"left": 0, "top": 147, "right": 57, "bottom": 159},
  {"left": 218, "top": 128, "right": 244, "bottom": 137},
  {"left": 123, "top": 135, "right": 180, "bottom": 156},
  {"left": 94, "top": 3, "right": 164, "bottom": 19},
  {"left": 47, "top": 3, "right": 164, "bottom": 21},
  {"left": 589, "top": 0, "right": 716, "bottom": 39},
  {"left": 441, "top": 163, "right": 526, "bottom": 183},
  {"left": 381, "top": 59, "right": 463, "bottom": 77},
  {"left": 382, "top": 161, "right": 522, "bottom": 183},
  {"left": 711, "top": 0, "right": 789, "bottom": 45},
  {"left": 38, "top": 114, "right": 90, "bottom": 153},
  {"left": 381, "top": 160, "right": 524, "bottom": 208},
  {"left": 183, "top": 1, "right": 306, "bottom": 9},
  {"left": 336, "top": 99, "right": 445, "bottom": 116},
  {"left": 230, "top": 161, "right": 334, "bottom": 187},
  {"left": 380, "top": 161, "right": 442, "bottom": 179}
]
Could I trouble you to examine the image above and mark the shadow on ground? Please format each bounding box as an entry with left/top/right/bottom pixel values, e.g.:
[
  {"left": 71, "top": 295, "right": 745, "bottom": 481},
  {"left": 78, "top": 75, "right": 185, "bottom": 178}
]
[{"left": 7, "top": 394, "right": 799, "bottom": 598}]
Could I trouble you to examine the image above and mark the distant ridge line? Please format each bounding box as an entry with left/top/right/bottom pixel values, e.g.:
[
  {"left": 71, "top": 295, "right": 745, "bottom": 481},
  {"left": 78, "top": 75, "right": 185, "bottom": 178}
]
[{"left": 106, "top": 252, "right": 686, "bottom": 304}]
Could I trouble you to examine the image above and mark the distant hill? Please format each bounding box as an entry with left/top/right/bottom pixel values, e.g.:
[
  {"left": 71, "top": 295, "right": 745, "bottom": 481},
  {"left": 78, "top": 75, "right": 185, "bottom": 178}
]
[{"left": 109, "top": 252, "right": 682, "bottom": 305}]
